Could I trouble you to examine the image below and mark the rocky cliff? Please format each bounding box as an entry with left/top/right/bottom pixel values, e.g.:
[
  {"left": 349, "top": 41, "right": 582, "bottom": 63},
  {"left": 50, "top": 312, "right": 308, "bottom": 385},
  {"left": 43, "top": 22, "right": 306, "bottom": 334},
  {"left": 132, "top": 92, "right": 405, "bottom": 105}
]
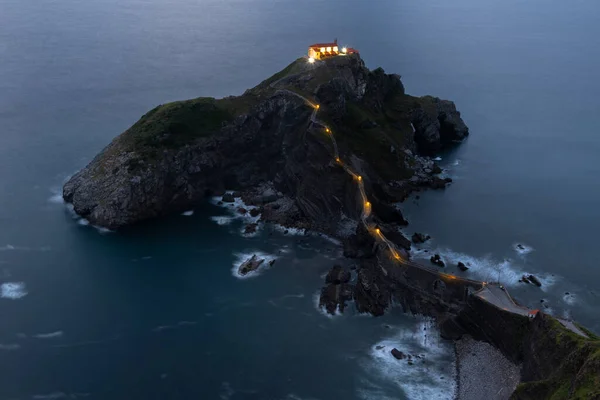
[{"left": 63, "top": 54, "right": 468, "bottom": 231}]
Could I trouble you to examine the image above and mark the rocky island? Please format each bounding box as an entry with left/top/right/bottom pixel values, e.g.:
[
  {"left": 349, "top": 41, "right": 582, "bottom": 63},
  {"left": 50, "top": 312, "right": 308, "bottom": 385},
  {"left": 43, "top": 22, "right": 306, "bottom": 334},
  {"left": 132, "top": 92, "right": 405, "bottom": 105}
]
[{"left": 64, "top": 54, "right": 598, "bottom": 399}]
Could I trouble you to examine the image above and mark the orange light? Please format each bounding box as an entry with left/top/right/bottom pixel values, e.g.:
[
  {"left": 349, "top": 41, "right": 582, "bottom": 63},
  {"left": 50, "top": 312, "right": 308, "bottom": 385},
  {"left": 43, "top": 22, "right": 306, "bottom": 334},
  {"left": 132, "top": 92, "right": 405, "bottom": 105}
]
[
  {"left": 335, "top": 157, "right": 340, "bottom": 162},
  {"left": 357, "top": 176, "right": 362, "bottom": 181},
  {"left": 316, "top": 105, "right": 320, "bottom": 109},
  {"left": 365, "top": 201, "right": 370, "bottom": 207},
  {"left": 375, "top": 228, "right": 380, "bottom": 234},
  {"left": 326, "top": 128, "right": 330, "bottom": 133}
]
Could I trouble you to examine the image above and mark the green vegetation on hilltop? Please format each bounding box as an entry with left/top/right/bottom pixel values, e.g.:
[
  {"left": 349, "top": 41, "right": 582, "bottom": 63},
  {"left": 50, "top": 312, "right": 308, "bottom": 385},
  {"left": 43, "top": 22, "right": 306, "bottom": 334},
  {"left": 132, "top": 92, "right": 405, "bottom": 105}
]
[
  {"left": 512, "top": 317, "right": 600, "bottom": 400},
  {"left": 121, "top": 97, "right": 238, "bottom": 150}
]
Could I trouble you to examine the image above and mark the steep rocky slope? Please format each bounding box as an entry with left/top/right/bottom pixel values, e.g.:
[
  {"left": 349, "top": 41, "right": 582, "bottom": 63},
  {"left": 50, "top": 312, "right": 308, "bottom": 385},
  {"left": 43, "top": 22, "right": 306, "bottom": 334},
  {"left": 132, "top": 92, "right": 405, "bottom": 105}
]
[{"left": 63, "top": 54, "right": 468, "bottom": 231}]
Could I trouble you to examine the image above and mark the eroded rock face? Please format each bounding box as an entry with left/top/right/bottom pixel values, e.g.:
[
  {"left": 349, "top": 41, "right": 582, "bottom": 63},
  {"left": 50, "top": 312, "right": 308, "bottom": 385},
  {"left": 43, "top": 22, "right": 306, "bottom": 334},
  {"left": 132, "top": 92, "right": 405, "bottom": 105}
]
[
  {"left": 319, "top": 283, "right": 354, "bottom": 315},
  {"left": 411, "top": 96, "right": 469, "bottom": 155},
  {"left": 325, "top": 265, "right": 351, "bottom": 284}
]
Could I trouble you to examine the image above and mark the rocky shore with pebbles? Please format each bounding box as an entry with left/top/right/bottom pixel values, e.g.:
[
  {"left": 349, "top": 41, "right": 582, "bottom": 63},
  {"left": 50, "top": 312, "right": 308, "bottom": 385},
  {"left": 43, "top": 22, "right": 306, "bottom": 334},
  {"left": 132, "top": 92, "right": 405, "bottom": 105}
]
[{"left": 455, "top": 336, "right": 521, "bottom": 400}]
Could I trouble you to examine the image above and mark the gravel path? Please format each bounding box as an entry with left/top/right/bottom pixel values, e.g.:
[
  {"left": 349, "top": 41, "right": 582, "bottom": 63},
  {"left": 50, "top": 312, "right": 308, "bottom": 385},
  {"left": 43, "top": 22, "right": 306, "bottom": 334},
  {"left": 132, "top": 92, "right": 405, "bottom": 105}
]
[{"left": 455, "top": 336, "right": 521, "bottom": 400}]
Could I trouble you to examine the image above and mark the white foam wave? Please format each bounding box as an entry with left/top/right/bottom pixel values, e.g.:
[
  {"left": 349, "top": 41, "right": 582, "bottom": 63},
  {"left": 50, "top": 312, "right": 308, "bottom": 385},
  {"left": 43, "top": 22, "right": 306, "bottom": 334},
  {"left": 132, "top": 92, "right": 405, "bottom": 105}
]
[
  {"left": 0, "top": 244, "right": 16, "bottom": 251},
  {"left": 1, "top": 282, "right": 28, "bottom": 299},
  {"left": 0, "top": 343, "right": 21, "bottom": 351},
  {"left": 181, "top": 210, "right": 194, "bottom": 216},
  {"left": 273, "top": 224, "right": 306, "bottom": 236},
  {"left": 563, "top": 292, "right": 576, "bottom": 306},
  {"left": 48, "top": 192, "right": 65, "bottom": 204},
  {"left": 452, "top": 159, "right": 461, "bottom": 166},
  {"left": 433, "top": 156, "right": 442, "bottom": 161},
  {"left": 279, "top": 293, "right": 305, "bottom": 300},
  {"left": 152, "top": 322, "right": 196, "bottom": 332},
  {"left": 65, "top": 204, "right": 113, "bottom": 234},
  {"left": 513, "top": 243, "right": 534, "bottom": 256},
  {"left": 359, "top": 318, "right": 456, "bottom": 400},
  {"left": 231, "top": 251, "right": 278, "bottom": 280},
  {"left": 34, "top": 331, "right": 64, "bottom": 339},
  {"left": 411, "top": 247, "right": 556, "bottom": 289},
  {"left": 211, "top": 216, "right": 235, "bottom": 226}
]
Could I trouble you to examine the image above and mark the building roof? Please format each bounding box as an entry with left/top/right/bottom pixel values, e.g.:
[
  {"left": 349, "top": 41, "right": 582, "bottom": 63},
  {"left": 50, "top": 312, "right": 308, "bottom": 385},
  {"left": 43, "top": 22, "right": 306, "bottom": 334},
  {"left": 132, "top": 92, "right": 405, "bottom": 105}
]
[
  {"left": 347, "top": 47, "right": 359, "bottom": 53},
  {"left": 309, "top": 42, "right": 338, "bottom": 49}
]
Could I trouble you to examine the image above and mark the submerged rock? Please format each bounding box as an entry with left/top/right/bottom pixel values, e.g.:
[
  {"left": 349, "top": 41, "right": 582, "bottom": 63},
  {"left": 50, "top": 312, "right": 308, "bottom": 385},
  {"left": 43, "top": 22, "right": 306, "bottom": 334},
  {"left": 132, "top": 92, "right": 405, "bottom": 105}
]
[
  {"left": 238, "top": 254, "right": 265, "bottom": 275},
  {"left": 457, "top": 261, "right": 469, "bottom": 271}
]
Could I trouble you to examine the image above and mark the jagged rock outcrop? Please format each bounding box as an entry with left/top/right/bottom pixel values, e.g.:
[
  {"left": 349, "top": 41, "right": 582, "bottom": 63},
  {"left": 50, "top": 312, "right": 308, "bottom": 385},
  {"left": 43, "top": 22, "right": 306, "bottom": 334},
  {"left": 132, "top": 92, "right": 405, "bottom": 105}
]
[
  {"left": 411, "top": 96, "right": 470, "bottom": 155},
  {"left": 325, "top": 265, "right": 351, "bottom": 284},
  {"left": 238, "top": 254, "right": 265, "bottom": 275},
  {"left": 412, "top": 232, "right": 430, "bottom": 244},
  {"left": 63, "top": 54, "right": 468, "bottom": 232}
]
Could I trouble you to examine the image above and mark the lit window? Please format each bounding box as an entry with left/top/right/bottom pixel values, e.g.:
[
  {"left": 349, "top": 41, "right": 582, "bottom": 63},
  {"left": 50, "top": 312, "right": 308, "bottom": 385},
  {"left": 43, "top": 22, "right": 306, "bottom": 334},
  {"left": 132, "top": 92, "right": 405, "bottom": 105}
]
[
  {"left": 326, "top": 47, "right": 332, "bottom": 52},
  {"left": 320, "top": 47, "right": 325, "bottom": 53},
  {"left": 342, "top": 47, "right": 348, "bottom": 53},
  {"left": 333, "top": 46, "right": 338, "bottom": 52}
]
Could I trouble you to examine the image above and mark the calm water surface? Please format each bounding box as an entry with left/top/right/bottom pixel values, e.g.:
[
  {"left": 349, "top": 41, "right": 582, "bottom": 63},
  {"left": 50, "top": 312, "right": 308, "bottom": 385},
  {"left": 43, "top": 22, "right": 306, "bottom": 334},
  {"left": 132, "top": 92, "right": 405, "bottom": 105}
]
[{"left": 1, "top": 0, "right": 599, "bottom": 398}]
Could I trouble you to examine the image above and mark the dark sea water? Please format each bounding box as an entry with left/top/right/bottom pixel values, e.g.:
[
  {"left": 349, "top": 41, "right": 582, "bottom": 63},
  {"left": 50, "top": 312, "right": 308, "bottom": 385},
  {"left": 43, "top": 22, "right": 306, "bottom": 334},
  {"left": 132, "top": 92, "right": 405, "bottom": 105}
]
[{"left": 1, "top": 0, "right": 599, "bottom": 399}]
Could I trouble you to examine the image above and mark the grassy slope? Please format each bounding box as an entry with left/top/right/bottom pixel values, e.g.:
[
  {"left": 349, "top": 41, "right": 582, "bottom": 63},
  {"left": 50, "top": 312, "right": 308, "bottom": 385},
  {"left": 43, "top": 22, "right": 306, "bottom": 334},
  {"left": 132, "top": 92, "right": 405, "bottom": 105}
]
[{"left": 513, "top": 318, "right": 600, "bottom": 400}]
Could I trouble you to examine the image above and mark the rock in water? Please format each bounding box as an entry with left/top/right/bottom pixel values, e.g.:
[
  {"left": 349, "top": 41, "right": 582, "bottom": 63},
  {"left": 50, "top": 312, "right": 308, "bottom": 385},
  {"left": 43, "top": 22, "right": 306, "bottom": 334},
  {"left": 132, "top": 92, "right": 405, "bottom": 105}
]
[
  {"left": 319, "top": 283, "right": 354, "bottom": 315},
  {"left": 457, "top": 261, "right": 469, "bottom": 271},
  {"left": 527, "top": 274, "right": 542, "bottom": 287},
  {"left": 391, "top": 348, "right": 407, "bottom": 360},
  {"left": 430, "top": 254, "right": 445, "bottom": 267},
  {"left": 412, "top": 232, "right": 431, "bottom": 244},
  {"left": 238, "top": 254, "right": 265, "bottom": 276},
  {"left": 244, "top": 223, "right": 258, "bottom": 234}
]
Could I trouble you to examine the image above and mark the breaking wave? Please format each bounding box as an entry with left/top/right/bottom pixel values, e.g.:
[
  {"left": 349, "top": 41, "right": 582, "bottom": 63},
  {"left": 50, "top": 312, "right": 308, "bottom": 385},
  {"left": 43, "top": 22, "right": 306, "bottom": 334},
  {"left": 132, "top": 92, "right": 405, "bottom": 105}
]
[
  {"left": 358, "top": 318, "right": 456, "bottom": 400},
  {"left": 34, "top": 331, "right": 64, "bottom": 339},
  {"left": 410, "top": 246, "right": 557, "bottom": 289},
  {"left": 1, "top": 282, "right": 28, "bottom": 299}
]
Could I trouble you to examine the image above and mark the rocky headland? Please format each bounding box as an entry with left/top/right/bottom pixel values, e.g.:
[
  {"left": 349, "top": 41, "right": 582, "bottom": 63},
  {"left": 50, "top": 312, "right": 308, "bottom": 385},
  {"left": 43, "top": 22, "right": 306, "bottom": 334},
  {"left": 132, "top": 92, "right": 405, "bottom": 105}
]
[{"left": 63, "top": 54, "right": 598, "bottom": 399}]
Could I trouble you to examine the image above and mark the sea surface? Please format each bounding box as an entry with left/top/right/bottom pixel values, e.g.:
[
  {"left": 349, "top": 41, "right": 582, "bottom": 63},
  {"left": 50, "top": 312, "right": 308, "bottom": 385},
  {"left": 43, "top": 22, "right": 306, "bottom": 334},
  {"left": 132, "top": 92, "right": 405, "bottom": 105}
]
[{"left": 1, "top": 0, "right": 599, "bottom": 399}]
